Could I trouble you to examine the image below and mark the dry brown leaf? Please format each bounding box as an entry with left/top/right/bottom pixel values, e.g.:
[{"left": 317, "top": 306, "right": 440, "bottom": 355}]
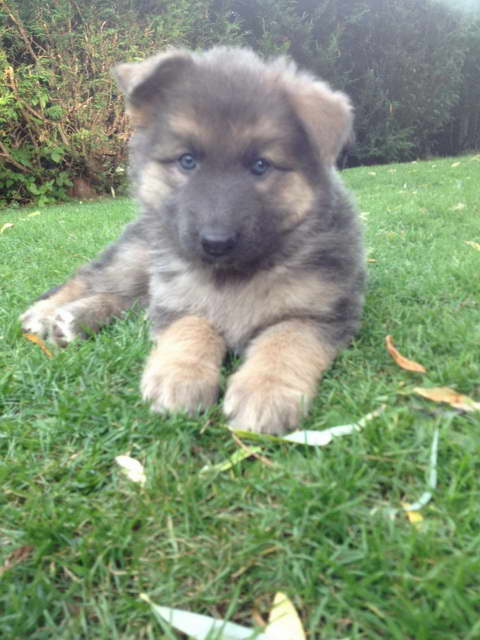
[
  {"left": 0, "top": 222, "right": 14, "bottom": 234},
  {"left": 413, "top": 386, "right": 480, "bottom": 412},
  {"left": 0, "top": 546, "right": 33, "bottom": 577},
  {"left": 385, "top": 335, "right": 426, "bottom": 373},
  {"left": 465, "top": 241, "right": 480, "bottom": 251},
  {"left": 23, "top": 332, "right": 53, "bottom": 358}
]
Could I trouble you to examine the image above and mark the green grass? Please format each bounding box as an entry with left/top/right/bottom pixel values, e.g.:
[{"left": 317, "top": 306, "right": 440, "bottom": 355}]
[{"left": 1, "top": 155, "right": 480, "bottom": 639}]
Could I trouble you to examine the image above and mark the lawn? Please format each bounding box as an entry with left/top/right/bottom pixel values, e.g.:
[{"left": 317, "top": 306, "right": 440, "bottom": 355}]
[{"left": 1, "top": 155, "right": 479, "bottom": 639}]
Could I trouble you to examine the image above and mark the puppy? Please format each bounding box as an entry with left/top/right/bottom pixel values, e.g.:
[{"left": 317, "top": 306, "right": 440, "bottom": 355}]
[{"left": 20, "top": 47, "right": 365, "bottom": 434}]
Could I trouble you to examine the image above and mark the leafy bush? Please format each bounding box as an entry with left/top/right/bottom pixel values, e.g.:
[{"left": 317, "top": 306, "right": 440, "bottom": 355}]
[{"left": 0, "top": 0, "right": 243, "bottom": 206}]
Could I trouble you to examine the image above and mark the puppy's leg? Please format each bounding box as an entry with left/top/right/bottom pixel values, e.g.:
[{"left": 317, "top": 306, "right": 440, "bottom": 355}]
[
  {"left": 47, "top": 293, "right": 134, "bottom": 347},
  {"left": 224, "top": 320, "right": 337, "bottom": 434},
  {"left": 141, "top": 315, "right": 226, "bottom": 415},
  {"left": 20, "top": 228, "right": 149, "bottom": 345}
]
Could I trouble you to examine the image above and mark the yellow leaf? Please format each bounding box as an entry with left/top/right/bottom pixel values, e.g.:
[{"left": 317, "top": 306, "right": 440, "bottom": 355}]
[
  {"left": 27, "top": 211, "right": 41, "bottom": 217},
  {"left": 407, "top": 511, "right": 424, "bottom": 525},
  {"left": 0, "top": 222, "right": 14, "bottom": 234},
  {"left": 452, "top": 203, "right": 466, "bottom": 211},
  {"left": 385, "top": 335, "right": 426, "bottom": 373},
  {"left": 23, "top": 332, "right": 53, "bottom": 358},
  {"left": 413, "top": 386, "right": 480, "bottom": 412},
  {"left": 402, "top": 505, "right": 424, "bottom": 525},
  {"left": 451, "top": 162, "right": 461, "bottom": 168},
  {"left": 266, "top": 593, "right": 306, "bottom": 640},
  {"left": 465, "top": 241, "right": 480, "bottom": 251}
]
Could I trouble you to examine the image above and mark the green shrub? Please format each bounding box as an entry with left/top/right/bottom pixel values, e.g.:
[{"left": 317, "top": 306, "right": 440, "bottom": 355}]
[{"left": 0, "top": 0, "right": 243, "bottom": 206}]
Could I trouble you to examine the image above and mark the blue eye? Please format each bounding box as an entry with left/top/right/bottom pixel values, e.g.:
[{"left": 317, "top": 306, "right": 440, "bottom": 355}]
[
  {"left": 250, "top": 158, "right": 270, "bottom": 176},
  {"left": 178, "top": 153, "right": 197, "bottom": 171}
]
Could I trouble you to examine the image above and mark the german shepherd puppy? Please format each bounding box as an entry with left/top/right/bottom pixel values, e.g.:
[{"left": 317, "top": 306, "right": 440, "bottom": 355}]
[{"left": 20, "top": 47, "right": 365, "bottom": 434}]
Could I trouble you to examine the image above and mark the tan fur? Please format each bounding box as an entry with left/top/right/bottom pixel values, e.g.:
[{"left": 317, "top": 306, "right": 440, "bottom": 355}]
[
  {"left": 167, "top": 112, "right": 213, "bottom": 149},
  {"left": 257, "top": 172, "right": 316, "bottom": 227},
  {"left": 224, "top": 319, "right": 336, "bottom": 433},
  {"left": 277, "top": 173, "right": 316, "bottom": 224},
  {"left": 230, "top": 118, "right": 287, "bottom": 149},
  {"left": 141, "top": 315, "right": 226, "bottom": 414},
  {"left": 138, "top": 162, "right": 178, "bottom": 208},
  {"left": 286, "top": 78, "right": 353, "bottom": 166},
  {"left": 151, "top": 263, "right": 342, "bottom": 352}
]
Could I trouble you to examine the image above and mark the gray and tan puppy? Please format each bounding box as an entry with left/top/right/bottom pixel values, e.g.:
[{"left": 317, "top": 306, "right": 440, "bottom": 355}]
[{"left": 20, "top": 47, "right": 365, "bottom": 434}]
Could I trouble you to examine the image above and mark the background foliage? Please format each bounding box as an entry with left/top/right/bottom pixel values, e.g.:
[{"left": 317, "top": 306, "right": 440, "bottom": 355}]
[{"left": 1, "top": 0, "right": 479, "bottom": 205}]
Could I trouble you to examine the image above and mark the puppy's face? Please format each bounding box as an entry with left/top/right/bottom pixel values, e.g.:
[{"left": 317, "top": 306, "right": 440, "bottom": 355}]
[{"left": 115, "top": 48, "right": 352, "bottom": 272}]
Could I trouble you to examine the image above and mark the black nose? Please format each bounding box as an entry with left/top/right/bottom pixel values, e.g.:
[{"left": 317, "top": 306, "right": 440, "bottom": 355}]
[{"left": 201, "top": 231, "right": 237, "bottom": 257}]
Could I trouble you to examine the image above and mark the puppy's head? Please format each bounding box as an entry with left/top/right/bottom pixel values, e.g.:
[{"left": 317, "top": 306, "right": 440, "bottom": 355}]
[{"left": 114, "top": 48, "right": 353, "bottom": 273}]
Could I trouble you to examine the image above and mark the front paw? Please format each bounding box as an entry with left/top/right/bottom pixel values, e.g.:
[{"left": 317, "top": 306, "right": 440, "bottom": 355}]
[
  {"left": 20, "top": 301, "right": 82, "bottom": 346},
  {"left": 20, "top": 300, "right": 57, "bottom": 339},
  {"left": 141, "top": 360, "right": 219, "bottom": 415},
  {"left": 224, "top": 371, "right": 310, "bottom": 435}
]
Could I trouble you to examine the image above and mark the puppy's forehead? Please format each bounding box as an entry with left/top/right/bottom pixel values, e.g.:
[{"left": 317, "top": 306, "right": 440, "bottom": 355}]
[
  {"left": 169, "top": 63, "right": 289, "bottom": 130},
  {"left": 167, "top": 110, "right": 287, "bottom": 150}
]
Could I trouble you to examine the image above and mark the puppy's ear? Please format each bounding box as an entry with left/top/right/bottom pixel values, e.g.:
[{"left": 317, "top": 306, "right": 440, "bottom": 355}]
[
  {"left": 113, "top": 50, "right": 192, "bottom": 126},
  {"left": 288, "top": 78, "right": 353, "bottom": 166}
]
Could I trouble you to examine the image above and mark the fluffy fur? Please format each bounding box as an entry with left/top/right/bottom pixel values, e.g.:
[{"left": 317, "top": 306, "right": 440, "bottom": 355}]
[{"left": 20, "top": 47, "right": 365, "bottom": 434}]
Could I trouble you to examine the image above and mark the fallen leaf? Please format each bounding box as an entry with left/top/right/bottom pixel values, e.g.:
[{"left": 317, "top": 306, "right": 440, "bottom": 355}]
[
  {"left": 465, "top": 241, "right": 480, "bottom": 251},
  {"left": 140, "top": 593, "right": 263, "bottom": 639},
  {"left": 231, "top": 406, "right": 385, "bottom": 449},
  {"left": 452, "top": 203, "right": 466, "bottom": 211},
  {"left": 265, "top": 593, "right": 306, "bottom": 640},
  {"left": 413, "top": 386, "right": 480, "bottom": 412},
  {"left": 368, "top": 171, "right": 376, "bottom": 176},
  {"left": 115, "top": 455, "right": 146, "bottom": 486},
  {"left": 27, "top": 211, "right": 41, "bottom": 217},
  {"left": 367, "top": 258, "right": 377, "bottom": 263},
  {"left": 0, "top": 222, "right": 14, "bottom": 234},
  {"left": 0, "top": 546, "right": 34, "bottom": 577},
  {"left": 451, "top": 162, "right": 461, "bottom": 168},
  {"left": 385, "top": 335, "right": 426, "bottom": 373},
  {"left": 403, "top": 508, "right": 424, "bottom": 525},
  {"left": 23, "top": 332, "right": 53, "bottom": 358}
]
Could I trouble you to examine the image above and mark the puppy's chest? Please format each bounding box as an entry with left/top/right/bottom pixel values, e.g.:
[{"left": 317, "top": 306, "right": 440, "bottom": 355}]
[{"left": 152, "top": 264, "right": 332, "bottom": 350}]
